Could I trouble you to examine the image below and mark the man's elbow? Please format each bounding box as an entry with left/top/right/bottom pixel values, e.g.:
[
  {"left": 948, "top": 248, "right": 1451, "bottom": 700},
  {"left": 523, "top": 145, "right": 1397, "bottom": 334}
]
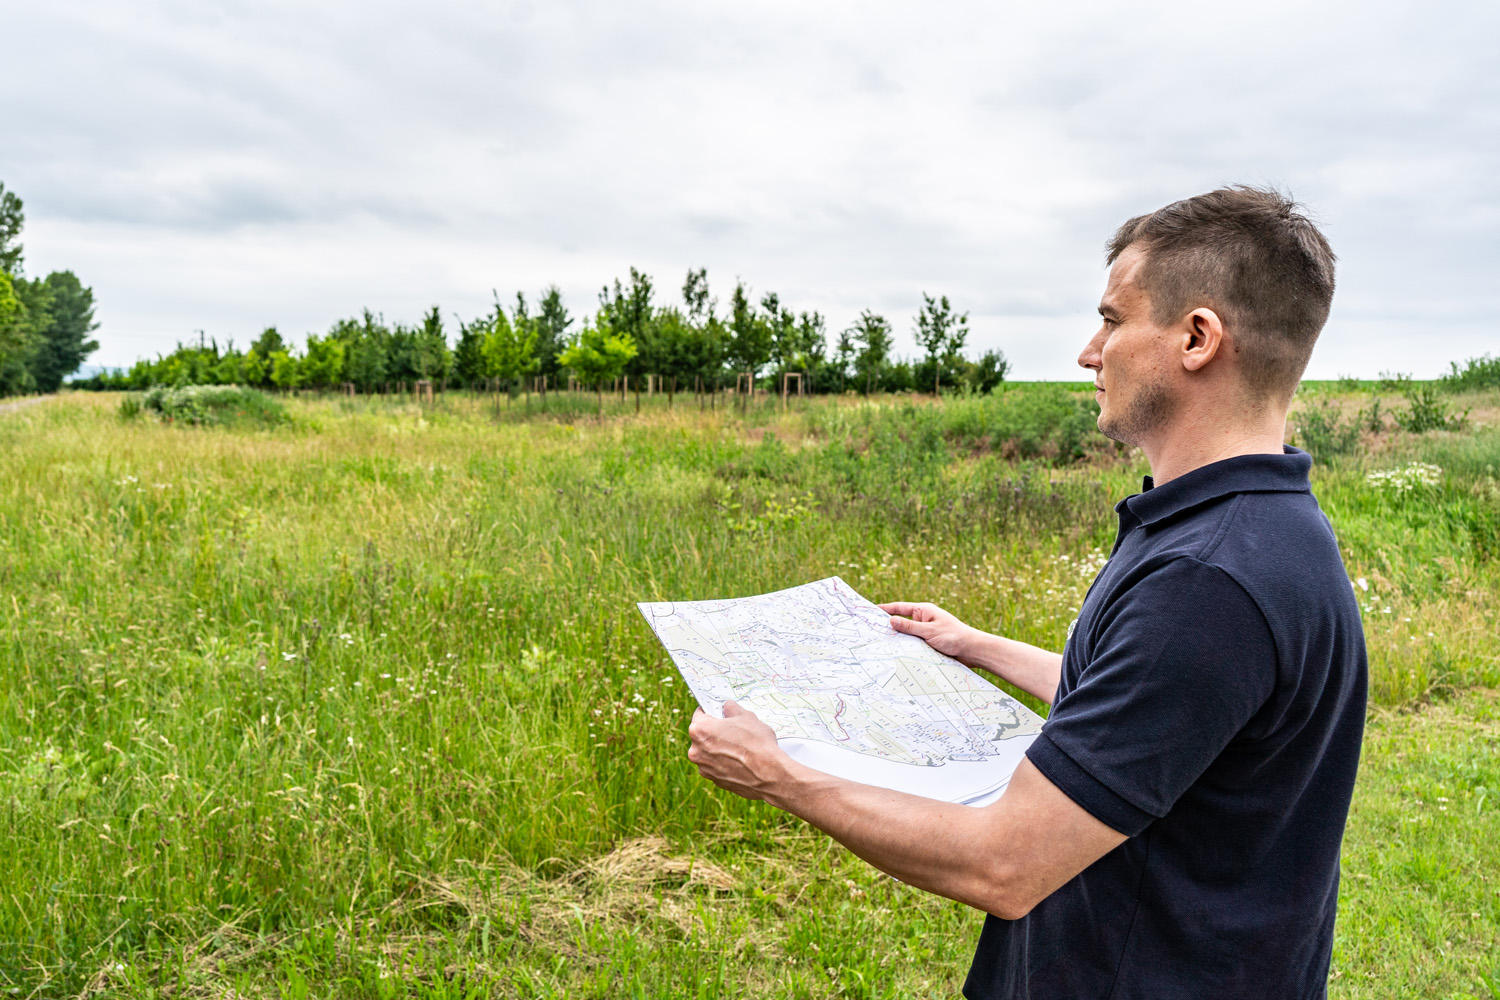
[
  {"left": 984, "top": 890, "right": 1039, "bottom": 922},
  {"left": 973, "top": 864, "right": 1043, "bottom": 921}
]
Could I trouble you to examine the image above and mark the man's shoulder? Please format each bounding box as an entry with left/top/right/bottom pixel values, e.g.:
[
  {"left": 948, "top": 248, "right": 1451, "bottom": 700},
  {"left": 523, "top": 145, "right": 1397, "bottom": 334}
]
[
  {"left": 1136, "top": 486, "right": 1355, "bottom": 637},
  {"left": 1200, "top": 489, "right": 1346, "bottom": 593}
]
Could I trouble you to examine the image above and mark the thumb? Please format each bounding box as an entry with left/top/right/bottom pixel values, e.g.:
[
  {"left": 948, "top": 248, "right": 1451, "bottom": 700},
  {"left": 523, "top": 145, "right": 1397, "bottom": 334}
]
[{"left": 721, "top": 700, "right": 746, "bottom": 718}]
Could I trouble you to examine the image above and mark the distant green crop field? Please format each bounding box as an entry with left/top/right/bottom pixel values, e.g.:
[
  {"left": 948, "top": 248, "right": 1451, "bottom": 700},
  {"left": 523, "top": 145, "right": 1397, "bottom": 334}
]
[{"left": 1, "top": 385, "right": 1496, "bottom": 998}]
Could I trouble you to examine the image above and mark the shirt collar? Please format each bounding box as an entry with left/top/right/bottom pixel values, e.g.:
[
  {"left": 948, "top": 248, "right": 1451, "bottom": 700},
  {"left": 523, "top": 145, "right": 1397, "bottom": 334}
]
[{"left": 1116, "top": 447, "right": 1313, "bottom": 527}]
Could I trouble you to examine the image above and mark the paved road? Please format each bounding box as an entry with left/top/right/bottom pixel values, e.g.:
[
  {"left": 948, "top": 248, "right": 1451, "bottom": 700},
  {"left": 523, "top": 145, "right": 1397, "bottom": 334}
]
[{"left": 0, "top": 395, "right": 54, "bottom": 415}]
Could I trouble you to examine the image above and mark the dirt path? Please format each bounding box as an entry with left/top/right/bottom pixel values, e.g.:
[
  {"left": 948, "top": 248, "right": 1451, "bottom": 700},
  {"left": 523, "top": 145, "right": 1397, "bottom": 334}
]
[{"left": 0, "top": 395, "right": 54, "bottom": 415}]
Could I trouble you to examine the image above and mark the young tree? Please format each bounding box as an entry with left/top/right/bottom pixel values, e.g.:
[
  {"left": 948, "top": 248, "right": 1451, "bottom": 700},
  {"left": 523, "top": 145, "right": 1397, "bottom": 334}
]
[
  {"left": 681, "top": 268, "right": 726, "bottom": 404},
  {"left": 0, "top": 185, "right": 100, "bottom": 394},
  {"left": 832, "top": 326, "right": 857, "bottom": 392},
  {"left": 386, "top": 322, "right": 420, "bottom": 384},
  {"left": 414, "top": 306, "right": 452, "bottom": 386},
  {"left": 850, "top": 309, "right": 893, "bottom": 395},
  {"left": 453, "top": 315, "right": 488, "bottom": 390},
  {"left": 24, "top": 271, "right": 98, "bottom": 392},
  {"left": 727, "top": 281, "right": 771, "bottom": 384},
  {"left": 558, "top": 319, "right": 637, "bottom": 416},
  {"left": 0, "top": 271, "right": 30, "bottom": 394},
  {"left": 653, "top": 305, "right": 694, "bottom": 407},
  {"left": 532, "top": 285, "right": 572, "bottom": 383},
  {"left": 966, "top": 349, "right": 1011, "bottom": 394},
  {"left": 0, "top": 182, "right": 25, "bottom": 276},
  {"left": 913, "top": 293, "right": 969, "bottom": 395},
  {"left": 482, "top": 296, "right": 537, "bottom": 401},
  {"left": 301, "top": 333, "right": 347, "bottom": 391},
  {"left": 269, "top": 349, "right": 302, "bottom": 392},
  {"left": 241, "top": 350, "right": 267, "bottom": 388},
  {"left": 762, "top": 291, "right": 797, "bottom": 374},
  {"left": 600, "top": 268, "right": 657, "bottom": 406},
  {"left": 789, "top": 310, "right": 828, "bottom": 390},
  {"left": 250, "top": 326, "right": 286, "bottom": 361},
  {"left": 339, "top": 312, "right": 391, "bottom": 392},
  {"left": 212, "top": 349, "right": 244, "bottom": 385},
  {"left": 683, "top": 268, "right": 712, "bottom": 325}
]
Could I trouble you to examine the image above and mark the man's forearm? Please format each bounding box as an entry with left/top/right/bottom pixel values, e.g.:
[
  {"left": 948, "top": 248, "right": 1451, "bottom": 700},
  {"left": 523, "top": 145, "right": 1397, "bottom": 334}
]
[
  {"left": 766, "top": 762, "right": 1025, "bottom": 917},
  {"left": 686, "top": 706, "right": 1129, "bottom": 921},
  {"left": 958, "top": 632, "right": 1063, "bottom": 705}
]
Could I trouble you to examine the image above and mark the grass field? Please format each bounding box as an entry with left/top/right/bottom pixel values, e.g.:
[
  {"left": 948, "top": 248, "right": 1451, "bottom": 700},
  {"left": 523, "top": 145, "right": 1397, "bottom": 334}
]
[{"left": 1, "top": 384, "right": 1497, "bottom": 998}]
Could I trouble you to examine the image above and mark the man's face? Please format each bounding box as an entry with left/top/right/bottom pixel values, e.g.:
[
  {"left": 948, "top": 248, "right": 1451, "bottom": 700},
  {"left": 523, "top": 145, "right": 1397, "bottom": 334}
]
[{"left": 1078, "top": 247, "right": 1178, "bottom": 447}]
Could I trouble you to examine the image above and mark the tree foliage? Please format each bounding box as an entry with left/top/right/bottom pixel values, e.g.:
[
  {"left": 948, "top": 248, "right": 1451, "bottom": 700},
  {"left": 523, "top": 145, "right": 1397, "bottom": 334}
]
[
  {"left": 0, "top": 182, "right": 23, "bottom": 276},
  {"left": 850, "top": 309, "right": 894, "bottom": 395},
  {"left": 557, "top": 319, "right": 637, "bottom": 413},
  {"left": 65, "top": 248, "right": 1005, "bottom": 404},
  {"left": 914, "top": 292, "right": 969, "bottom": 395},
  {"left": 727, "top": 281, "right": 772, "bottom": 377},
  {"left": 482, "top": 296, "right": 538, "bottom": 390},
  {"left": 0, "top": 181, "right": 100, "bottom": 395}
]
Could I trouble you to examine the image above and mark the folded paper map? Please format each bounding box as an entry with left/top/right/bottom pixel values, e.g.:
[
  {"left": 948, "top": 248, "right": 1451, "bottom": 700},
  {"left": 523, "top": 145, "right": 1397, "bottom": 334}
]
[{"left": 638, "top": 577, "right": 1043, "bottom": 805}]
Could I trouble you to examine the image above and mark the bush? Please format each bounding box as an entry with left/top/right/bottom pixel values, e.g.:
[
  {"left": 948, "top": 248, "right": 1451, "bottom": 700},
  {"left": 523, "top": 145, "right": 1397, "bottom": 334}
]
[
  {"left": 1293, "top": 400, "right": 1361, "bottom": 463},
  {"left": 1440, "top": 355, "right": 1500, "bottom": 393},
  {"left": 808, "top": 386, "right": 1106, "bottom": 465},
  {"left": 137, "top": 384, "right": 289, "bottom": 427},
  {"left": 1394, "top": 383, "right": 1467, "bottom": 434}
]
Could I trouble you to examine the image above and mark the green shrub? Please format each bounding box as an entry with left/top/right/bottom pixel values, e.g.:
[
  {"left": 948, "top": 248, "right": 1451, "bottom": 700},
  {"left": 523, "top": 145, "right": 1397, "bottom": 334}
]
[
  {"left": 1394, "top": 383, "right": 1468, "bottom": 434},
  {"left": 140, "top": 384, "right": 289, "bottom": 427},
  {"left": 1440, "top": 355, "right": 1500, "bottom": 393},
  {"left": 1293, "top": 400, "right": 1361, "bottom": 462}
]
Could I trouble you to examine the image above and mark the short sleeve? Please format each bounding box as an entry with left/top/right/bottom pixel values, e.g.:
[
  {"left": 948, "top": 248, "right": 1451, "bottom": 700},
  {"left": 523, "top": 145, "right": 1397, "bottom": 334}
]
[{"left": 1026, "top": 557, "right": 1277, "bottom": 837}]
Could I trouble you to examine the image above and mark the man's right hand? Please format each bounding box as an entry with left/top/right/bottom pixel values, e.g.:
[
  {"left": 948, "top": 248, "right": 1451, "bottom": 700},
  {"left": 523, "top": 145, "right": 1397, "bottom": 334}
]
[
  {"left": 879, "top": 600, "right": 1063, "bottom": 704},
  {"left": 878, "top": 601, "right": 981, "bottom": 665}
]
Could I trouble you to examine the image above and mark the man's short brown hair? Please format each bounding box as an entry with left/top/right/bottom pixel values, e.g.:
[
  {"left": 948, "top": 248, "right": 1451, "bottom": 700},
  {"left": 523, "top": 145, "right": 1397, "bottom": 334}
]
[{"left": 1106, "top": 186, "right": 1337, "bottom": 401}]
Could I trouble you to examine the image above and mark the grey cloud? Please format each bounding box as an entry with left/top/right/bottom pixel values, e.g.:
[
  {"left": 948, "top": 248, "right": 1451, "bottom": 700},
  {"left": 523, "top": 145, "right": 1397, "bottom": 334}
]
[{"left": 3, "top": 0, "right": 1497, "bottom": 376}]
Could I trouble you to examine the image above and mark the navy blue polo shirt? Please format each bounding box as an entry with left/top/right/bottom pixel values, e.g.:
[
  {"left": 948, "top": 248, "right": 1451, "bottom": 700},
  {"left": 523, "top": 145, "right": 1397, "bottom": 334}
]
[{"left": 964, "top": 448, "right": 1367, "bottom": 1000}]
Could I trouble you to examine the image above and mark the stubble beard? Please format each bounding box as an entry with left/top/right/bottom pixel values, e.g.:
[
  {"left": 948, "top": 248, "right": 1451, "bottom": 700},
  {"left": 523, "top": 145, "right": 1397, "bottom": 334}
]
[{"left": 1098, "top": 376, "right": 1176, "bottom": 447}]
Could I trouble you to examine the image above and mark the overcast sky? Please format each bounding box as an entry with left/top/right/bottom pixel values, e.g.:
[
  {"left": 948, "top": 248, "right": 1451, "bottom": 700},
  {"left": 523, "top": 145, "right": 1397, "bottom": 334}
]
[{"left": 3, "top": 0, "right": 1496, "bottom": 378}]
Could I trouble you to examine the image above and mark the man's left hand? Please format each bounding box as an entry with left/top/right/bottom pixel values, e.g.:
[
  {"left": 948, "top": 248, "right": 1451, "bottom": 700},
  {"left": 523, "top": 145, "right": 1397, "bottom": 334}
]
[{"left": 686, "top": 701, "right": 797, "bottom": 802}]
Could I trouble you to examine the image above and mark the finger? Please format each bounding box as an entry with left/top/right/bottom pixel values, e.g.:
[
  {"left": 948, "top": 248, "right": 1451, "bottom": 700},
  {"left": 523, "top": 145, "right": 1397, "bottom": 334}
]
[
  {"left": 878, "top": 602, "right": 922, "bottom": 617},
  {"left": 722, "top": 700, "right": 746, "bottom": 718},
  {"left": 888, "top": 615, "right": 932, "bottom": 636}
]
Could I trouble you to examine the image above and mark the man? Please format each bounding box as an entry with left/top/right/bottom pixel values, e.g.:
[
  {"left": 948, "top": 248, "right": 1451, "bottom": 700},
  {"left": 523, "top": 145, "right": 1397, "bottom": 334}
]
[{"left": 687, "top": 186, "right": 1367, "bottom": 998}]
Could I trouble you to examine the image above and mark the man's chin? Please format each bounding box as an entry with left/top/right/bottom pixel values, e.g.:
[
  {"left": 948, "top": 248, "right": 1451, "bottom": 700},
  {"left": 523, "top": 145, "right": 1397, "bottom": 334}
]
[{"left": 1098, "top": 416, "right": 1135, "bottom": 447}]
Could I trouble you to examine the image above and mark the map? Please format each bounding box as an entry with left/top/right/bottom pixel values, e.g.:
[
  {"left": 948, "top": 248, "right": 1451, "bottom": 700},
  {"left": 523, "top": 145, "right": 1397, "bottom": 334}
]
[{"left": 638, "top": 577, "right": 1043, "bottom": 804}]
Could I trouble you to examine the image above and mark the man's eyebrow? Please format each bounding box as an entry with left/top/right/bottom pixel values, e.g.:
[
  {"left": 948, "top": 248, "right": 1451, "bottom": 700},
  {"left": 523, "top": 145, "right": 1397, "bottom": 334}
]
[{"left": 1097, "top": 304, "right": 1121, "bottom": 319}]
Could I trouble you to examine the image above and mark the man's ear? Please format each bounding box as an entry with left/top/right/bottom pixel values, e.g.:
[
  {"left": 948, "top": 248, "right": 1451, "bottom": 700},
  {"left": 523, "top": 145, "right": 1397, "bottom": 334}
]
[{"left": 1180, "top": 308, "right": 1225, "bottom": 373}]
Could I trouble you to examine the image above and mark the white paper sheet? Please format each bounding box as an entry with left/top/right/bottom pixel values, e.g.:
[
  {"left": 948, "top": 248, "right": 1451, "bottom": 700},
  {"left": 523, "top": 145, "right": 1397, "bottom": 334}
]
[{"left": 639, "top": 576, "right": 1042, "bottom": 805}]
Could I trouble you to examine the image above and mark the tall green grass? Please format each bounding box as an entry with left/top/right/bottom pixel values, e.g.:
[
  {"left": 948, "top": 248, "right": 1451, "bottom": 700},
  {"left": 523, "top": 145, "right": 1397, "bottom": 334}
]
[{"left": 1, "top": 387, "right": 1496, "bottom": 997}]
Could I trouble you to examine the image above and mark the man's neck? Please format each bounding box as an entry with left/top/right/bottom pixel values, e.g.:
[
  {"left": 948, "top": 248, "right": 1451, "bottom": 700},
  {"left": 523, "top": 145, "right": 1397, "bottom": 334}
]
[{"left": 1140, "top": 408, "right": 1289, "bottom": 485}]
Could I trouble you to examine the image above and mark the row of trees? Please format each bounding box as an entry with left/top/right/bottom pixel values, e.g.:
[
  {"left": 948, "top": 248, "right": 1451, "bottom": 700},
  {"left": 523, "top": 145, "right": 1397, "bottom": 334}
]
[
  {"left": 78, "top": 267, "right": 1010, "bottom": 400},
  {"left": 0, "top": 183, "right": 100, "bottom": 395}
]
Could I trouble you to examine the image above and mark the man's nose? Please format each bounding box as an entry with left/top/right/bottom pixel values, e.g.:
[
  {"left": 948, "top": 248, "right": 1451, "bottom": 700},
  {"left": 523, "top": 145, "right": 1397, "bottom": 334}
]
[{"left": 1077, "top": 328, "right": 1105, "bottom": 370}]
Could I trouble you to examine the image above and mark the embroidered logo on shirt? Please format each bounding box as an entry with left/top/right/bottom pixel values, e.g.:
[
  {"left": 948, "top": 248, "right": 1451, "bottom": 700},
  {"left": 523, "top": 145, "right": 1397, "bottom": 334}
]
[{"left": 1066, "top": 618, "right": 1079, "bottom": 641}]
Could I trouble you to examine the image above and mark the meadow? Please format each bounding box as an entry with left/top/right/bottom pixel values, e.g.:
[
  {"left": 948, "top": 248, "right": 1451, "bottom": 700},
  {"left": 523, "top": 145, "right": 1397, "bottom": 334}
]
[{"left": 1, "top": 382, "right": 1497, "bottom": 998}]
